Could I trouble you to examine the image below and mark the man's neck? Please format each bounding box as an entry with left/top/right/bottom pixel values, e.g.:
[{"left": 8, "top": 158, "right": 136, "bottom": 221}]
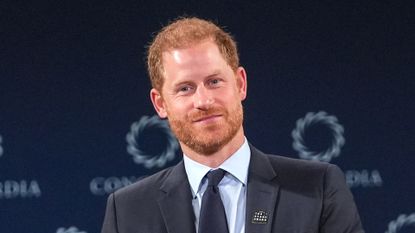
[{"left": 180, "top": 128, "right": 245, "bottom": 168}]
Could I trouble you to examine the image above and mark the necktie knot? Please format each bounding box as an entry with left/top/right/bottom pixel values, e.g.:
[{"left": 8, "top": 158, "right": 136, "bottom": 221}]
[{"left": 207, "top": 169, "right": 226, "bottom": 187}]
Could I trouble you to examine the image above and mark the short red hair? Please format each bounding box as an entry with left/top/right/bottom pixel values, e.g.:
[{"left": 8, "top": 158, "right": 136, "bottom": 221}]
[{"left": 147, "top": 17, "right": 239, "bottom": 91}]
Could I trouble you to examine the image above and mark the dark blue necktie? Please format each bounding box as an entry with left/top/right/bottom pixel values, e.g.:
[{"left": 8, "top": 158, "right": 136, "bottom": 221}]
[{"left": 198, "top": 169, "right": 229, "bottom": 233}]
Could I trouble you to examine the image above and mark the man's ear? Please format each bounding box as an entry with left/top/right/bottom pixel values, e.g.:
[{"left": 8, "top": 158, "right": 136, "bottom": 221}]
[
  {"left": 236, "top": 67, "right": 247, "bottom": 101},
  {"left": 150, "top": 88, "right": 168, "bottom": 118}
]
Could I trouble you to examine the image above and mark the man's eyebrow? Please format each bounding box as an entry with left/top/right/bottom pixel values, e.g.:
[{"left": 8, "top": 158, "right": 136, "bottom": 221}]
[
  {"left": 172, "top": 80, "right": 193, "bottom": 88},
  {"left": 205, "top": 71, "right": 221, "bottom": 79}
]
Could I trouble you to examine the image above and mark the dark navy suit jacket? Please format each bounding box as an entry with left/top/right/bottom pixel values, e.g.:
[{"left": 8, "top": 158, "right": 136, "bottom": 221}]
[{"left": 101, "top": 146, "right": 364, "bottom": 233}]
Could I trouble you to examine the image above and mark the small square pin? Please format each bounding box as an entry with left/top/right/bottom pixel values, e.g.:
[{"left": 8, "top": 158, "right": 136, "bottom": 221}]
[{"left": 251, "top": 210, "right": 268, "bottom": 224}]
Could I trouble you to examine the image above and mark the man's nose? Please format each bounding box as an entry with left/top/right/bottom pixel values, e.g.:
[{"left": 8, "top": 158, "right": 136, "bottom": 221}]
[{"left": 193, "top": 86, "right": 214, "bottom": 109}]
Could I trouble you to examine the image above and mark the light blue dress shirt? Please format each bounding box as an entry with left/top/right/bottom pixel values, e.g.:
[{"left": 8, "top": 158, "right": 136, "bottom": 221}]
[{"left": 183, "top": 138, "right": 251, "bottom": 233}]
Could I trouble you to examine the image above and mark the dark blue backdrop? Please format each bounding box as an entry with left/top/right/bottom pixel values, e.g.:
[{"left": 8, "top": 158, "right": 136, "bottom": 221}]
[{"left": 1, "top": 1, "right": 414, "bottom": 233}]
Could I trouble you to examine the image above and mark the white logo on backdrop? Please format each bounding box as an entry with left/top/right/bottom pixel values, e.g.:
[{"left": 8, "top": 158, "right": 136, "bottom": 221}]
[
  {"left": 56, "top": 226, "right": 87, "bottom": 233},
  {"left": 385, "top": 213, "right": 415, "bottom": 233},
  {"left": 0, "top": 180, "right": 42, "bottom": 199},
  {"left": 0, "top": 134, "right": 3, "bottom": 158},
  {"left": 0, "top": 135, "right": 43, "bottom": 199},
  {"left": 292, "top": 111, "right": 345, "bottom": 162},
  {"left": 291, "top": 111, "right": 383, "bottom": 188},
  {"left": 345, "top": 169, "right": 383, "bottom": 188},
  {"left": 126, "top": 115, "right": 179, "bottom": 169},
  {"left": 90, "top": 176, "right": 142, "bottom": 195}
]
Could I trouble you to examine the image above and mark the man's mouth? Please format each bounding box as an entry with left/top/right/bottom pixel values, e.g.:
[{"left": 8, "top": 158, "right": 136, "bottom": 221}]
[{"left": 193, "top": 114, "right": 222, "bottom": 123}]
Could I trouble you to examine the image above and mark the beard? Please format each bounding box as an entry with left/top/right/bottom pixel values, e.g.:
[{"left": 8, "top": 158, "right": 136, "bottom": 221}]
[{"left": 167, "top": 102, "right": 243, "bottom": 155}]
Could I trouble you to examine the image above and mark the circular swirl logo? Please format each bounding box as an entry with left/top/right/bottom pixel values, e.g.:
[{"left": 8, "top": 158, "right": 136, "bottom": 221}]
[
  {"left": 0, "top": 134, "right": 3, "bottom": 158},
  {"left": 291, "top": 111, "right": 345, "bottom": 162},
  {"left": 56, "top": 226, "right": 87, "bottom": 233},
  {"left": 385, "top": 213, "right": 415, "bottom": 233},
  {"left": 126, "top": 115, "right": 179, "bottom": 169}
]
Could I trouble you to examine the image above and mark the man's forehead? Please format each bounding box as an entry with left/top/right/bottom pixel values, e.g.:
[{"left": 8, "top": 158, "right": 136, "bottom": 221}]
[
  {"left": 162, "top": 40, "right": 220, "bottom": 62},
  {"left": 162, "top": 38, "right": 216, "bottom": 54}
]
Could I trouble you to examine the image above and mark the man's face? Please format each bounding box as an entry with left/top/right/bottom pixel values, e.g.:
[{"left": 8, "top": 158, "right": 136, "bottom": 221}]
[{"left": 150, "top": 40, "right": 247, "bottom": 155}]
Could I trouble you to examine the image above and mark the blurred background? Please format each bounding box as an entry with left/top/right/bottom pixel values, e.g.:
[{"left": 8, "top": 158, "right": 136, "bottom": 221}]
[{"left": 1, "top": 1, "right": 414, "bottom": 232}]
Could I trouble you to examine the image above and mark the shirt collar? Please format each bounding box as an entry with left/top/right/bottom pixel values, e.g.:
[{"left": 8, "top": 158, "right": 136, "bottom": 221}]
[{"left": 183, "top": 138, "right": 251, "bottom": 196}]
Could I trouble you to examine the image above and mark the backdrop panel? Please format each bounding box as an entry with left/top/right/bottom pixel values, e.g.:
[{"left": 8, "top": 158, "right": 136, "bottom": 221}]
[{"left": 1, "top": 1, "right": 414, "bottom": 233}]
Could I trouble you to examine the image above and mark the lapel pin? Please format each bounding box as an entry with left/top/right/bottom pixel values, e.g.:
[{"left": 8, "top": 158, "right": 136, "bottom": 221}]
[{"left": 251, "top": 210, "right": 268, "bottom": 224}]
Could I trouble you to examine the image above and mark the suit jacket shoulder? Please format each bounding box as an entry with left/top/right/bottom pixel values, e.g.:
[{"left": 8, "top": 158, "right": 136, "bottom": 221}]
[
  {"left": 247, "top": 146, "right": 364, "bottom": 233},
  {"left": 101, "top": 161, "right": 196, "bottom": 233},
  {"left": 114, "top": 165, "right": 176, "bottom": 200}
]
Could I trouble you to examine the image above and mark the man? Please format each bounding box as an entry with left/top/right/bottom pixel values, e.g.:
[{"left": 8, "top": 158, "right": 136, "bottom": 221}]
[{"left": 101, "top": 17, "right": 364, "bottom": 233}]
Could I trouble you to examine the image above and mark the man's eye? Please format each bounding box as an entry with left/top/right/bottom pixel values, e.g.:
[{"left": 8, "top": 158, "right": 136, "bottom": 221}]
[
  {"left": 178, "top": 86, "right": 192, "bottom": 93},
  {"left": 209, "top": 79, "right": 221, "bottom": 86}
]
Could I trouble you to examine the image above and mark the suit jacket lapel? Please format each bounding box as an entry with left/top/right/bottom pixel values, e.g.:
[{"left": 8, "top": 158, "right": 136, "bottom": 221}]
[
  {"left": 157, "top": 161, "right": 196, "bottom": 233},
  {"left": 245, "top": 146, "right": 280, "bottom": 233}
]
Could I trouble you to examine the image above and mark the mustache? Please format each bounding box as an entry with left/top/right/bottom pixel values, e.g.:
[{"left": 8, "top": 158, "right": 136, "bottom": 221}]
[{"left": 188, "top": 107, "right": 226, "bottom": 122}]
